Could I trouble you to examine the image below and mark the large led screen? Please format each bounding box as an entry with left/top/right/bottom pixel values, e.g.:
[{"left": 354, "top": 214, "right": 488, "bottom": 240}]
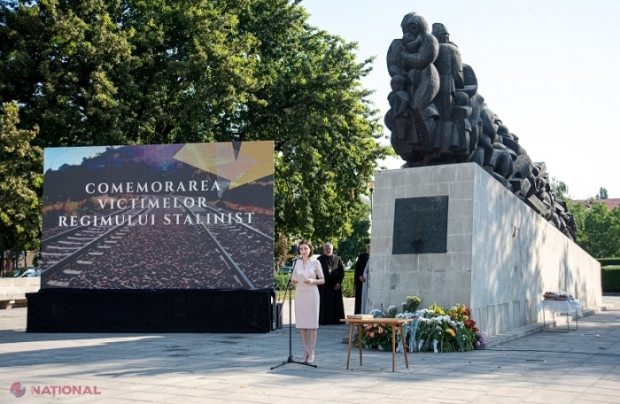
[{"left": 41, "top": 142, "right": 274, "bottom": 290}]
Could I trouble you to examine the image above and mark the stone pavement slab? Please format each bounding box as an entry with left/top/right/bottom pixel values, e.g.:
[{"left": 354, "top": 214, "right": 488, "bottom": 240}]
[{"left": 1, "top": 297, "right": 619, "bottom": 403}]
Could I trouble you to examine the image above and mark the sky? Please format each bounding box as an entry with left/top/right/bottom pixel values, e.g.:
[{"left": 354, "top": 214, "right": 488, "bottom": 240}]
[
  {"left": 300, "top": 0, "right": 620, "bottom": 200},
  {"left": 44, "top": 146, "right": 120, "bottom": 172}
]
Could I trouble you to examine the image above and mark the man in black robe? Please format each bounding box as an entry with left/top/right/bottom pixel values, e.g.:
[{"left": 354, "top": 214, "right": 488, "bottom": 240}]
[
  {"left": 354, "top": 247, "right": 370, "bottom": 314},
  {"left": 317, "top": 243, "right": 345, "bottom": 325}
]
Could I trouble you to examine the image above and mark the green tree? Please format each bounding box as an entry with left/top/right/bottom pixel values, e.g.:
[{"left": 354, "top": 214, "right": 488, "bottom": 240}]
[
  {"left": 336, "top": 203, "right": 370, "bottom": 262},
  {"left": 576, "top": 202, "right": 620, "bottom": 258},
  {"left": 1, "top": 0, "right": 259, "bottom": 146},
  {"left": 0, "top": 102, "right": 43, "bottom": 275},
  {"left": 567, "top": 200, "right": 587, "bottom": 246},
  {"left": 274, "top": 234, "right": 290, "bottom": 271},
  {"left": 597, "top": 187, "right": 609, "bottom": 200},
  {"left": 246, "top": 1, "right": 389, "bottom": 245},
  {"left": 550, "top": 177, "right": 569, "bottom": 201},
  {"left": 0, "top": 0, "right": 390, "bottom": 258}
]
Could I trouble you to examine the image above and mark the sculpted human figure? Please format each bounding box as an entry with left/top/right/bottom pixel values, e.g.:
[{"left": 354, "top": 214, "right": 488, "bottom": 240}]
[
  {"left": 398, "top": 13, "right": 440, "bottom": 149},
  {"left": 387, "top": 74, "right": 412, "bottom": 141},
  {"left": 400, "top": 13, "right": 439, "bottom": 108},
  {"left": 451, "top": 92, "right": 472, "bottom": 160},
  {"left": 478, "top": 105, "right": 498, "bottom": 167},
  {"left": 386, "top": 73, "right": 416, "bottom": 160},
  {"left": 431, "top": 23, "right": 466, "bottom": 155}
]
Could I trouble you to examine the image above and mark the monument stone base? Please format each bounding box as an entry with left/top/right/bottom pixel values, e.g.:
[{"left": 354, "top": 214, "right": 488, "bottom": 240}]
[{"left": 368, "top": 163, "right": 602, "bottom": 336}]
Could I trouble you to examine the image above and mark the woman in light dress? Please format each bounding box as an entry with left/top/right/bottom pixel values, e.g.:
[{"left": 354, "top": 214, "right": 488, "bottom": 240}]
[{"left": 291, "top": 240, "right": 325, "bottom": 363}]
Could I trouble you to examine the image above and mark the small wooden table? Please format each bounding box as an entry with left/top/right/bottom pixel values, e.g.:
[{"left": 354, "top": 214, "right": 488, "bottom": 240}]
[{"left": 341, "top": 318, "right": 413, "bottom": 372}]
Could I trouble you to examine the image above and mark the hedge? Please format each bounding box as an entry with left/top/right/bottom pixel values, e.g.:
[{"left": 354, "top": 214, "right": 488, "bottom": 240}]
[
  {"left": 598, "top": 258, "right": 620, "bottom": 266},
  {"left": 275, "top": 272, "right": 292, "bottom": 292},
  {"left": 274, "top": 270, "right": 356, "bottom": 297},
  {"left": 602, "top": 266, "right": 620, "bottom": 293},
  {"left": 342, "top": 271, "right": 355, "bottom": 297}
]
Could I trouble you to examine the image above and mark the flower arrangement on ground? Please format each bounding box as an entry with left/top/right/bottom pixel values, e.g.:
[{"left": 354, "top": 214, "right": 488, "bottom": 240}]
[
  {"left": 402, "top": 295, "right": 421, "bottom": 313},
  {"left": 413, "top": 303, "right": 486, "bottom": 352},
  {"left": 354, "top": 298, "right": 486, "bottom": 353},
  {"left": 361, "top": 322, "right": 393, "bottom": 351}
]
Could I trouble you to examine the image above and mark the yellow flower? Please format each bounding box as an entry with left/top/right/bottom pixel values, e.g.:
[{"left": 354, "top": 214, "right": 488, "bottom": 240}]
[{"left": 447, "top": 329, "right": 456, "bottom": 337}]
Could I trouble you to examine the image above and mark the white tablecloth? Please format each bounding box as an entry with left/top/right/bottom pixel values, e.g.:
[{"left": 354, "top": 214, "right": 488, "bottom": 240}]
[{"left": 537, "top": 299, "right": 582, "bottom": 316}]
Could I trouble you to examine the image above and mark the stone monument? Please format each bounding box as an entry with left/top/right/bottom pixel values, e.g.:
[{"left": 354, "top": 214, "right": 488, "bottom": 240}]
[
  {"left": 370, "top": 13, "right": 602, "bottom": 336},
  {"left": 385, "top": 13, "right": 574, "bottom": 240}
]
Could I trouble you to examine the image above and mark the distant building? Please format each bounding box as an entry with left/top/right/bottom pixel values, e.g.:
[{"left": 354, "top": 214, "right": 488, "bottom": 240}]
[{"left": 572, "top": 198, "right": 620, "bottom": 210}]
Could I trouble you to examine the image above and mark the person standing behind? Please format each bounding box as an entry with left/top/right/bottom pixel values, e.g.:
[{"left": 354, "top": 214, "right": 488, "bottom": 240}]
[
  {"left": 317, "top": 243, "right": 345, "bottom": 325},
  {"left": 354, "top": 246, "right": 370, "bottom": 314},
  {"left": 291, "top": 240, "right": 324, "bottom": 363}
]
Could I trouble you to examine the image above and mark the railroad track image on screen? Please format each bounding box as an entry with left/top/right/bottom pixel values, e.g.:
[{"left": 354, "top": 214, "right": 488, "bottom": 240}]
[{"left": 40, "top": 142, "right": 274, "bottom": 290}]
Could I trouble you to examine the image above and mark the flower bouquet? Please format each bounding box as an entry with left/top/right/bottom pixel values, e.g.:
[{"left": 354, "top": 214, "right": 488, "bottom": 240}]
[
  {"left": 353, "top": 300, "right": 486, "bottom": 353},
  {"left": 362, "top": 322, "right": 393, "bottom": 351}
]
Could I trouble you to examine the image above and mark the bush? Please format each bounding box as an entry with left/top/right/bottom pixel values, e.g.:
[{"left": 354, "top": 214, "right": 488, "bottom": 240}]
[
  {"left": 342, "top": 271, "right": 355, "bottom": 297},
  {"left": 275, "top": 270, "right": 354, "bottom": 296},
  {"left": 274, "top": 272, "right": 294, "bottom": 291},
  {"left": 598, "top": 258, "right": 620, "bottom": 266},
  {"left": 602, "top": 266, "right": 620, "bottom": 293}
]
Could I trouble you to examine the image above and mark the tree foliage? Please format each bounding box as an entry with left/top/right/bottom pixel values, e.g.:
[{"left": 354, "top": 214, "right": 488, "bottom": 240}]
[
  {"left": 568, "top": 200, "right": 620, "bottom": 259},
  {"left": 0, "top": 0, "right": 389, "bottom": 255},
  {"left": 336, "top": 202, "right": 370, "bottom": 262},
  {"left": 1, "top": 0, "right": 260, "bottom": 146},
  {"left": 550, "top": 177, "right": 569, "bottom": 201},
  {"left": 0, "top": 102, "right": 43, "bottom": 257},
  {"left": 239, "top": 1, "right": 389, "bottom": 243}
]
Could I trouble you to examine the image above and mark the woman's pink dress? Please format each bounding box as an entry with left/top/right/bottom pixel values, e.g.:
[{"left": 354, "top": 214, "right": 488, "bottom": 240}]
[{"left": 294, "top": 259, "right": 323, "bottom": 329}]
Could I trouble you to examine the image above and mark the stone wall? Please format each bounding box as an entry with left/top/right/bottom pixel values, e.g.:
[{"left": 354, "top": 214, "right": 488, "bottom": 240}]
[
  {"left": 0, "top": 277, "right": 41, "bottom": 309},
  {"left": 368, "top": 163, "right": 602, "bottom": 335}
]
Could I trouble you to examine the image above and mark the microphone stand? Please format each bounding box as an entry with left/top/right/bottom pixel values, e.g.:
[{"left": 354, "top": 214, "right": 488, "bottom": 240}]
[{"left": 271, "top": 257, "right": 317, "bottom": 369}]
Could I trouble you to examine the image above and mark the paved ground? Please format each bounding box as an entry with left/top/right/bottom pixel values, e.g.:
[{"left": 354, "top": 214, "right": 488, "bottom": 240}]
[{"left": 1, "top": 297, "right": 619, "bottom": 404}]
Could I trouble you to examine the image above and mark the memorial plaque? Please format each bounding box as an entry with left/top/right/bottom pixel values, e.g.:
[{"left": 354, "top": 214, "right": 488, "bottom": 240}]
[{"left": 392, "top": 196, "right": 448, "bottom": 254}]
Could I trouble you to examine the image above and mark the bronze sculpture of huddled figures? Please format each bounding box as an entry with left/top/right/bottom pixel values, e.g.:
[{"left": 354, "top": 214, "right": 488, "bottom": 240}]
[
  {"left": 385, "top": 12, "right": 576, "bottom": 241},
  {"left": 387, "top": 13, "right": 440, "bottom": 151}
]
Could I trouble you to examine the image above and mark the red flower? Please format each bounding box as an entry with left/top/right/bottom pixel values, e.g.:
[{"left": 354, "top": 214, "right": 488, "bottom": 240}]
[
  {"left": 464, "top": 308, "right": 470, "bottom": 316},
  {"left": 473, "top": 327, "right": 479, "bottom": 333},
  {"left": 465, "top": 319, "right": 476, "bottom": 328}
]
